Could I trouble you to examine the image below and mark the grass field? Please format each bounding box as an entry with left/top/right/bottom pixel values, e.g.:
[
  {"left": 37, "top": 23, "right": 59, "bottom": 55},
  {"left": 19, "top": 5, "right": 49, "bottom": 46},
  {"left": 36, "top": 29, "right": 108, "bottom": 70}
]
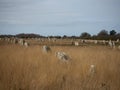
[{"left": 0, "top": 41, "right": 120, "bottom": 90}]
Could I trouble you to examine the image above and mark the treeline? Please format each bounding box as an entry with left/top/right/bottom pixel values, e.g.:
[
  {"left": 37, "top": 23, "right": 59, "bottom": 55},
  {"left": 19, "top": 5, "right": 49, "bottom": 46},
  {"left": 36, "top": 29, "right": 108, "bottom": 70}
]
[
  {"left": 0, "top": 33, "right": 45, "bottom": 38},
  {"left": 80, "top": 30, "right": 120, "bottom": 40},
  {"left": 0, "top": 30, "right": 120, "bottom": 40}
]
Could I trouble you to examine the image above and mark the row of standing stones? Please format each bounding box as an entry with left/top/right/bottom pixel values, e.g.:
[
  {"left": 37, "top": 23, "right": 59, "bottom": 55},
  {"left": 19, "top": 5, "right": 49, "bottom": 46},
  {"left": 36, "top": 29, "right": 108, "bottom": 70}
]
[{"left": 0, "top": 37, "right": 120, "bottom": 48}]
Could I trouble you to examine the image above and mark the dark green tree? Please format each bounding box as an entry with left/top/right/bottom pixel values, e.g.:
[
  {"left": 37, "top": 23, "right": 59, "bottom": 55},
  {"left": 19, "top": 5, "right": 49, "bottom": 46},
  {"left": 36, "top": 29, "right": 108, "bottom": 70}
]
[{"left": 109, "top": 30, "right": 116, "bottom": 36}]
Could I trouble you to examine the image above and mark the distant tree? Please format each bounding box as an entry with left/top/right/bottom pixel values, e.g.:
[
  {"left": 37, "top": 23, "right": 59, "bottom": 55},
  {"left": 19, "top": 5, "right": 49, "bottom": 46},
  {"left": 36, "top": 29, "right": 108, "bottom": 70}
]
[
  {"left": 91, "top": 35, "right": 97, "bottom": 40},
  {"left": 71, "top": 36, "right": 77, "bottom": 39},
  {"left": 109, "top": 30, "right": 116, "bottom": 36},
  {"left": 49, "top": 36, "right": 54, "bottom": 38},
  {"left": 54, "top": 36, "right": 61, "bottom": 39},
  {"left": 115, "top": 33, "right": 120, "bottom": 39},
  {"left": 97, "top": 30, "right": 109, "bottom": 40},
  {"left": 80, "top": 32, "right": 91, "bottom": 39},
  {"left": 16, "top": 33, "right": 41, "bottom": 38},
  {"left": 97, "top": 30, "right": 108, "bottom": 36},
  {"left": 63, "top": 35, "right": 67, "bottom": 39},
  {"left": 0, "top": 35, "right": 15, "bottom": 38}
]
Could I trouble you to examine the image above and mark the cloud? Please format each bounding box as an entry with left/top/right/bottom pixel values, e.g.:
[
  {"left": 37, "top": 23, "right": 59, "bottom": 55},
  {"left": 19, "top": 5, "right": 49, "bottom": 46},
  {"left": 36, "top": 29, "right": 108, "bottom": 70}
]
[{"left": 0, "top": 0, "right": 120, "bottom": 35}]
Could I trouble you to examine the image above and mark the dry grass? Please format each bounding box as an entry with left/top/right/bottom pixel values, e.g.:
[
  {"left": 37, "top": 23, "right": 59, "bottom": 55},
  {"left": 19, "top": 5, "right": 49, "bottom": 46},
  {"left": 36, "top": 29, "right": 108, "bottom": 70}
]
[{"left": 0, "top": 41, "right": 120, "bottom": 90}]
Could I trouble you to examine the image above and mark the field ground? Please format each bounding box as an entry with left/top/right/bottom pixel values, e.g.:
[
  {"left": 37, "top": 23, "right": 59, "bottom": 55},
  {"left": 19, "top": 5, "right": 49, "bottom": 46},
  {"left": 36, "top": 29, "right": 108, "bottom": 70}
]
[{"left": 0, "top": 41, "right": 120, "bottom": 90}]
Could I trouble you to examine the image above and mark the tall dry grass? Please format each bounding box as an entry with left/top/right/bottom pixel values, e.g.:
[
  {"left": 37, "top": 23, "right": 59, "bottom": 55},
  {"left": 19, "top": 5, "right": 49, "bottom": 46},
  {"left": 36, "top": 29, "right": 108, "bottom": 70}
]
[{"left": 0, "top": 42, "right": 120, "bottom": 90}]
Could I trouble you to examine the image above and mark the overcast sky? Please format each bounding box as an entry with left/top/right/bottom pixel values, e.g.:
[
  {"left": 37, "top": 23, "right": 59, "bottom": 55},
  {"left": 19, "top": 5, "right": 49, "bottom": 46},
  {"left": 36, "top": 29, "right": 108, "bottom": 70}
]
[{"left": 0, "top": 0, "right": 120, "bottom": 36}]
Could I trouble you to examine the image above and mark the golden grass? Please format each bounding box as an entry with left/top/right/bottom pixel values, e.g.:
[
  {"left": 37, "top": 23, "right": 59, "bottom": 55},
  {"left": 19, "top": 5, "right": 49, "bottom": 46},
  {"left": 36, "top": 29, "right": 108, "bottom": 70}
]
[{"left": 0, "top": 42, "right": 120, "bottom": 90}]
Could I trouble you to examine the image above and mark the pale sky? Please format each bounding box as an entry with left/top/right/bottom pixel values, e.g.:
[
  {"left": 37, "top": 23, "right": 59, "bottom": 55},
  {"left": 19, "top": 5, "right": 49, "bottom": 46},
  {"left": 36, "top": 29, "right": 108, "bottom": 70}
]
[{"left": 0, "top": 0, "right": 120, "bottom": 36}]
